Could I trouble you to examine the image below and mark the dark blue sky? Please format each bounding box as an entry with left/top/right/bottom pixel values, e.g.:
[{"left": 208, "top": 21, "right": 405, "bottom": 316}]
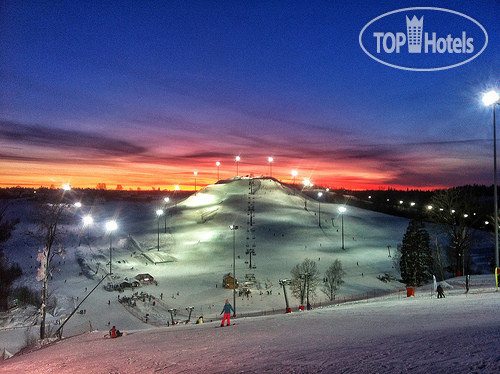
[{"left": 0, "top": 0, "right": 499, "bottom": 190}]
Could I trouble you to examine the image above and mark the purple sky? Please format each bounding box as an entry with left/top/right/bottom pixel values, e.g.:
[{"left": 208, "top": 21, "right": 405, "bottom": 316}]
[{"left": 0, "top": 0, "right": 499, "bottom": 190}]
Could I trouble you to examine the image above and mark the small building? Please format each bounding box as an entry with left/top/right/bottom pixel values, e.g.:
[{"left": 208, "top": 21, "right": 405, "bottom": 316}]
[
  {"left": 135, "top": 273, "right": 155, "bottom": 284},
  {"left": 223, "top": 273, "right": 238, "bottom": 289}
]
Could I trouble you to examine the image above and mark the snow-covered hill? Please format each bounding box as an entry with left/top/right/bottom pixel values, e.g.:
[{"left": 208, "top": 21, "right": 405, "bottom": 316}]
[{"left": 0, "top": 178, "right": 494, "bottom": 367}]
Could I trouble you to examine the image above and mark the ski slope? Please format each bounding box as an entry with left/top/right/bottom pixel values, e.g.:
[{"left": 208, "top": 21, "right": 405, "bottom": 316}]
[{"left": 1, "top": 178, "right": 497, "bottom": 372}]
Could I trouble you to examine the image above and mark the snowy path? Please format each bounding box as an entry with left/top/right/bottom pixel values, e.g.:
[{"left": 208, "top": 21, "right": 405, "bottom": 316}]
[{"left": 2, "top": 289, "right": 499, "bottom": 374}]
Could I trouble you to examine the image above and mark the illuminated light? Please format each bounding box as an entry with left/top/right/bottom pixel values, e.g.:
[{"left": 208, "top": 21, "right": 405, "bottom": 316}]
[
  {"left": 399, "top": 200, "right": 403, "bottom": 204},
  {"left": 74, "top": 202, "right": 82, "bottom": 208},
  {"left": 482, "top": 90, "right": 499, "bottom": 106},
  {"left": 291, "top": 170, "right": 298, "bottom": 177},
  {"left": 235, "top": 156, "right": 240, "bottom": 162},
  {"left": 464, "top": 214, "right": 469, "bottom": 218},
  {"left": 62, "top": 183, "right": 71, "bottom": 191},
  {"left": 318, "top": 192, "right": 323, "bottom": 198},
  {"left": 164, "top": 197, "right": 170, "bottom": 203},
  {"left": 216, "top": 161, "right": 220, "bottom": 166},
  {"left": 105, "top": 220, "right": 118, "bottom": 232},
  {"left": 82, "top": 215, "right": 93, "bottom": 226},
  {"left": 410, "top": 202, "right": 416, "bottom": 207},
  {"left": 175, "top": 185, "right": 180, "bottom": 191},
  {"left": 156, "top": 209, "right": 164, "bottom": 217},
  {"left": 338, "top": 206, "right": 347, "bottom": 213},
  {"left": 427, "top": 205, "right": 433, "bottom": 210}
]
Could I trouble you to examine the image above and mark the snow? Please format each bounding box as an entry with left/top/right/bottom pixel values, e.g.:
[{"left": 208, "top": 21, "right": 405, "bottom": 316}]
[
  {"left": 1, "top": 281, "right": 499, "bottom": 373},
  {"left": 1, "top": 178, "right": 498, "bottom": 373}
]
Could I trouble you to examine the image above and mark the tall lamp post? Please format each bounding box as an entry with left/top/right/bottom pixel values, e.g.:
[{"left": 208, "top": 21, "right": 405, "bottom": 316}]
[
  {"left": 193, "top": 171, "right": 198, "bottom": 192},
  {"left": 483, "top": 90, "right": 500, "bottom": 273},
  {"left": 105, "top": 220, "right": 118, "bottom": 275},
  {"left": 216, "top": 161, "right": 221, "bottom": 181},
  {"left": 317, "top": 192, "right": 323, "bottom": 227},
  {"left": 338, "top": 206, "right": 346, "bottom": 249},
  {"left": 229, "top": 225, "right": 239, "bottom": 317},
  {"left": 268, "top": 157, "right": 274, "bottom": 177},
  {"left": 235, "top": 156, "right": 240, "bottom": 176},
  {"left": 156, "top": 209, "right": 164, "bottom": 251}
]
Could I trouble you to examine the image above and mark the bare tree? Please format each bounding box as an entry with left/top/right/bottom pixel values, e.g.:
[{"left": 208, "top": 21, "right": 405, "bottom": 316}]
[
  {"left": 428, "top": 189, "right": 477, "bottom": 275},
  {"left": 33, "top": 202, "right": 67, "bottom": 340},
  {"left": 322, "top": 259, "right": 345, "bottom": 301},
  {"left": 291, "top": 258, "right": 320, "bottom": 307}
]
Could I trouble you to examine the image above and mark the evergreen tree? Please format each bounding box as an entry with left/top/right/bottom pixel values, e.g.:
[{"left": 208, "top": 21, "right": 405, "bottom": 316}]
[
  {"left": 399, "top": 219, "right": 433, "bottom": 286},
  {"left": 0, "top": 205, "right": 21, "bottom": 311}
]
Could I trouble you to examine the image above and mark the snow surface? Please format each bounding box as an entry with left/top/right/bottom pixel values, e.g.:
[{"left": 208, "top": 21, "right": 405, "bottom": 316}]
[
  {"left": 1, "top": 278, "right": 500, "bottom": 373},
  {"left": 1, "top": 178, "right": 498, "bottom": 373}
]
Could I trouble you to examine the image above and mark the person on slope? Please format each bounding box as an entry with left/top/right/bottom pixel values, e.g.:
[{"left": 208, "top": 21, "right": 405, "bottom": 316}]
[
  {"left": 109, "top": 326, "right": 122, "bottom": 338},
  {"left": 437, "top": 284, "right": 445, "bottom": 299},
  {"left": 220, "top": 299, "right": 234, "bottom": 327}
]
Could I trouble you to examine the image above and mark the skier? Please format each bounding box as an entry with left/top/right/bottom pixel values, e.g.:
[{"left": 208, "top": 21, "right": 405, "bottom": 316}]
[
  {"left": 220, "top": 299, "right": 234, "bottom": 327},
  {"left": 437, "top": 284, "right": 445, "bottom": 298}
]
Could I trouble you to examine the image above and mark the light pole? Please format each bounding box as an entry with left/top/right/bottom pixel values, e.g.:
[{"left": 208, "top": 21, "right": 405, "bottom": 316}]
[
  {"left": 292, "top": 170, "right": 297, "bottom": 185},
  {"left": 483, "top": 90, "right": 500, "bottom": 272},
  {"left": 216, "top": 161, "right": 221, "bottom": 181},
  {"left": 229, "top": 225, "right": 238, "bottom": 317},
  {"left": 193, "top": 171, "right": 198, "bottom": 192},
  {"left": 235, "top": 156, "right": 240, "bottom": 176},
  {"left": 317, "top": 192, "right": 323, "bottom": 227},
  {"left": 105, "top": 220, "right": 118, "bottom": 275},
  {"left": 156, "top": 209, "right": 163, "bottom": 251},
  {"left": 268, "top": 157, "right": 274, "bottom": 177},
  {"left": 339, "top": 206, "right": 346, "bottom": 249},
  {"left": 163, "top": 197, "right": 170, "bottom": 233}
]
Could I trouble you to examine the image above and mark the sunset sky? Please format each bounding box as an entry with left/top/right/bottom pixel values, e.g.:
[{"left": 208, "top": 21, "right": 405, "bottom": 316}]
[{"left": 1, "top": 1, "right": 499, "bottom": 191}]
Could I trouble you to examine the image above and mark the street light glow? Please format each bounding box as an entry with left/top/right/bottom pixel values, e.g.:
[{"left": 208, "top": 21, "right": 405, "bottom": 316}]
[
  {"left": 164, "top": 197, "right": 170, "bottom": 203},
  {"left": 82, "top": 215, "right": 93, "bottom": 226},
  {"left": 105, "top": 220, "right": 118, "bottom": 232},
  {"left": 156, "top": 209, "right": 164, "bottom": 217},
  {"left": 62, "top": 183, "right": 71, "bottom": 191},
  {"left": 216, "top": 161, "right": 220, "bottom": 166},
  {"left": 268, "top": 157, "right": 273, "bottom": 163},
  {"left": 74, "top": 202, "right": 82, "bottom": 208},
  {"left": 235, "top": 156, "right": 240, "bottom": 162},
  {"left": 338, "top": 206, "right": 346, "bottom": 213},
  {"left": 483, "top": 90, "right": 499, "bottom": 106},
  {"left": 291, "top": 170, "right": 298, "bottom": 177}
]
